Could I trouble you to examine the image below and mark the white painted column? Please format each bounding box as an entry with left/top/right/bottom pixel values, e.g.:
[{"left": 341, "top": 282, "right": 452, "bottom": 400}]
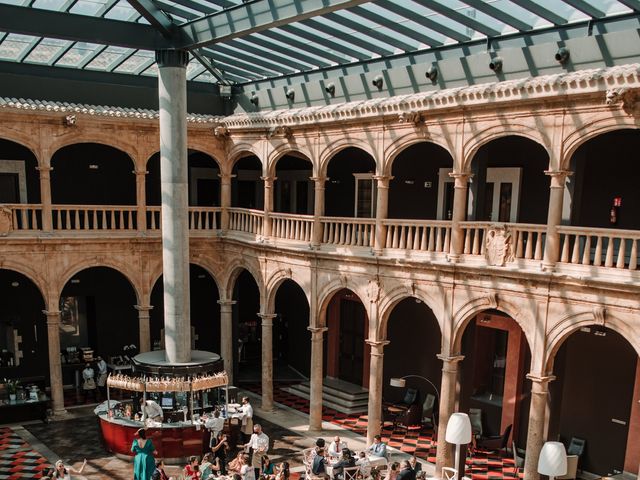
[
  {"left": 366, "top": 339, "right": 389, "bottom": 443},
  {"left": 311, "top": 176, "right": 327, "bottom": 247},
  {"left": 258, "top": 312, "right": 276, "bottom": 411},
  {"left": 308, "top": 326, "right": 327, "bottom": 430},
  {"left": 44, "top": 310, "right": 66, "bottom": 416},
  {"left": 219, "top": 173, "right": 235, "bottom": 233},
  {"left": 448, "top": 173, "right": 471, "bottom": 261},
  {"left": 435, "top": 354, "right": 465, "bottom": 475},
  {"left": 262, "top": 176, "right": 275, "bottom": 239},
  {"left": 523, "top": 374, "right": 555, "bottom": 480},
  {"left": 156, "top": 49, "right": 191, "bottom": 363},
  {"left": 37, "top": 166, "right": 53, "bottom": 232},
  {"left": 373, "top": 175, "right": 392, "bottom": 255},
  {"left": 135, "top": 169, "right": 147, "bottom": 232},
  {"left": 135, "top": 305, "right": 153, "bottom": 353},
  {"left": 218, "top": 299, "right": 236, "bottom": 384},
  {"left": 542, "top": 170, "right": 572, "bottom": 271}
]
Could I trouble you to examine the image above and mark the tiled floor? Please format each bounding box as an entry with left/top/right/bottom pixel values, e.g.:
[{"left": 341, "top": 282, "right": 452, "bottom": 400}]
[
  {"left": 0, "top": 428, "right": 49, "bottom": 479},
  {"left": 241, "top": 381, "right": 523, "bottom": 479}
]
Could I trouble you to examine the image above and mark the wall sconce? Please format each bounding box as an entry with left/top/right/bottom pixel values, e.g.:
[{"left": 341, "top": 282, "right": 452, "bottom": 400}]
[
  {"left": 89, "top": 164, "right": 99, "bottom": 170},
  {"left": 372, "top": 75, "right": 384, "bottom": 90},
  {"left": 285, "top": 88, "right": 295, "bottom": 102},
  {"left": 325, "top": 82, "right": 336, "bottom": 97},
  {"left": 250, "top": 93, "right": 259, "bottom": 106},
  {"left": 555, "top": 47, "right": 570, "bottom": 65},
  {"left": 71, "top": 278, "right": 80, "bottom": 284},
  {"left": 10, "top": 281, "right": 19, "bottom": 287},
  {"left": 425, "top": 65, "right": 438, "bottom": 83},
  {"left": 404, "top": 180, "right": 414, "bottom": 185},
  {"left": 489, "top": 56, "right": 503, "bottom": 73},
  {"left": 64, "top": 114, "right": 76, "bottom": 127}
]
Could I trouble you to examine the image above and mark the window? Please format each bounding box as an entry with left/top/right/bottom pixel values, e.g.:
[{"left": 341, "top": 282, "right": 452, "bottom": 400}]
[{"left": 353, "top": 173, "right": 377, "bottom": 218}]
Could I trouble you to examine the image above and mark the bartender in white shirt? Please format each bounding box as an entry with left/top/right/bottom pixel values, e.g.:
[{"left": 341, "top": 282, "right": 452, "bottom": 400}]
[
  {"left": 139, "top": 397, "right": 163, "bottom": 423},
  {"left": 244, "top": 423, "right": 269, "bottom": 478},
  {"left": 238, "top": 396, "right": 254, "bottom": 440}
]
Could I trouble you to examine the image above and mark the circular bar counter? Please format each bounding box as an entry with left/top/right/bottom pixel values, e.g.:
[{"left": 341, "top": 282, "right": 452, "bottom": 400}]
[{"left": 98, "top": 414, "right": 206, "bottom": 463}]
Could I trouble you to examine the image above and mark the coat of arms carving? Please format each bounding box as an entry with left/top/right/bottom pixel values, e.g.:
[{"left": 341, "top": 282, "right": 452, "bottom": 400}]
[
  {"left": 0, "top": 208, "right": 12, "bottom": 236},
  {"left": 484, "top": 226, "right": 514, "bottom": 266}
]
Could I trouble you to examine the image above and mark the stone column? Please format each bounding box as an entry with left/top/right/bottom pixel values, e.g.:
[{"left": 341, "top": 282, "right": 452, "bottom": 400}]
[
  {"left": 448, "top": 172, "right": 471, "bottom": 261},
  {"left": 366, "top": 340, "right": 389, "bottom": 443},
  {"left": 373, "top": 175, "right": 392, "bottom": 255},
  {"left": 135, "top": 169, "right": 148, "bottom": 232},
  {"left": 542, "top": 170, "right": 572, "bottom": 271},
  {"left": 262, "top": 176, "right": 275, "bottom": 239},
  {"left": 37, "top": 166, "right": 53, "bottom": 232},
  {"left": 156, "top": 49, "right": 191, "bottom": 363},
  {"left": 135, "top": 305, "right": 153, "bottom": 353},
  {"left": 435, "top": 354, "right": 465, "bottom": 474},
  {"left": 43, "top": 310, "right": 66, "bottom": 416},
  {"left": 308, "top": 326, "right": 327, "bottom": 430},
  {"left": 258, "top": 313, "right": 276, "bottom": 411},
  {"left": 219, "top": 173, "right": 235, "bottom": 233},
  {"left": 218, "top": 300, "right": 236, "bottom": 384},
  {"left": 523, "top": 374, "right": 555, "bottom": 480},
  {"left": 311, "top": 176, "right": 327, "bottom": 247}
]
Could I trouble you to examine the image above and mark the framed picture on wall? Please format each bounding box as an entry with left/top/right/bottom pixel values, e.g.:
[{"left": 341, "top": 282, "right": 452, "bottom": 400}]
[{"left": 59, "top": 296, "right": 80, "bottom": 336}]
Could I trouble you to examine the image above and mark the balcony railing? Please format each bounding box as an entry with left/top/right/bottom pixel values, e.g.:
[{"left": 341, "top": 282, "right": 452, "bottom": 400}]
[{"left": 2, "top": 204, "right": 639, "bottom": 279}]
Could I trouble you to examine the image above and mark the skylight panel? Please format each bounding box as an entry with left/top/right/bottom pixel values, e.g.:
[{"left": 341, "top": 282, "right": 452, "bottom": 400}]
[
  {"left": 113, "top": 50, "right": 154, "bottom": 73},
  {"left": 55, "top": 42, "right": 101, "bottom": 66},
  {"left": 0, "top": 33, "right": 37, "bottom": 61},
  {"left": 103, "top": 0, "right": 138, "bottom": 20},
  {"left": 31, "top": 0, "right": 68, "bottom": 10},
  {"left": 69, "top": 0, "right": 108, "bottom": 16},
  {"left": 85, "top": 46, "right": 128, "bottom": 70},
  {"left": 24, "top": 37, "right": 69, "bottom": 64},
  {"left": 140, "top": 63, "right": 159, "bottom": 77}
]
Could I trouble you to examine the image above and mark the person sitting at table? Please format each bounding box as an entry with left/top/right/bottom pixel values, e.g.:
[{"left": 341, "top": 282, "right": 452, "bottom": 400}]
[
  {"left": 408, "top": 456, "right": 421, "bottom": 473},
  {"left": 396, "top": 461, "right": 416, "bottom": 480},
  {"left": 139, "top": 397, "right": 163, "bottom": 423},
  {"left": 328, "top": 436, "right": 348, "bottom": 458},
  {"left": 273, "top": 461, "right": 289, "bottom": 480},
  {"left": 355, "top": 452, "right": 371, "bottom": 478},
  {"left": 184, "top": 456, "right": 201, "bottom": 480},
  {"left": 331, "top": 448, "right": 356, "bottom": 480},
  {"left": 151, "top": 459, "right": 170, "bottom": 480},
  {"left": 262, "top": 455, "right": 274, "bottom": 477},
  {"left": 227, "top": 452, "right": 244, "bottom": 474},
  {"left": 311, "top": 438, "right": 326, "bottom": 459},
  {"left": 311, "top": 448, "right": 329, "bottom": 479},
  {"left": 384, "top": 462, "right": 400, "bottom": 480},
  {"left": 366, "top": 435, "right": 387, "bottom": 461},
  {"left": 240, "top": 454, "right": 256, "bottom": 480},
  {"left": 200, "top": 453, "right": 221, "bottom": 480}
]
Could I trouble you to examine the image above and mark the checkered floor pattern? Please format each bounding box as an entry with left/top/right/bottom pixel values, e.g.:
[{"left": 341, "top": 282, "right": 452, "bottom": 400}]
[
  {"left": 241, "top": 382, "right": 523, "bottom": 480},
  {"left": 0, "top": 428, "right": 49, "bottom": 479}
]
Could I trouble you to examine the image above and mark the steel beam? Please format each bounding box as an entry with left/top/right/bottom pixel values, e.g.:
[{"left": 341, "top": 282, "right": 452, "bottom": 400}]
[
  {"left": 0, "top": 4, "right": 170, "bottom": 50},
  {"left": 412, "top": 0, "right": 501, "bottom": 37},
  {"left": 126, "top": 0, "right": 174, "bottom": 36},
  {"left": 301, "top": 18, "right": 394, "bottom": 56},
  {"left": 463, "top": 0, "right": 534, "bottom": 31},
  {"left": 278, "top": 24, "right": 371, "bottom": 60},
  {"left": 178, "top": 0, "right": 371, "bottom": 49},
  {"left": 510, "top": 0, "right": 568, "bottom": 25},
  {"left": 561, "top": 0, "right": 606, "bottom": 18}
]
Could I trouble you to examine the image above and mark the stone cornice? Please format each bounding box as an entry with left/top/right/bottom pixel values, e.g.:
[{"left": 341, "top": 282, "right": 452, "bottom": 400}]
[{"left": 1, "top": 64, "right": 639, "bottom": 130}]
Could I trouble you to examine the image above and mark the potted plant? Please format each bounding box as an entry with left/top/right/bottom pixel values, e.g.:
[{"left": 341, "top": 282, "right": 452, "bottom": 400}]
[{"left": 5, "top": 379, "right": 18, "bottom": 402}]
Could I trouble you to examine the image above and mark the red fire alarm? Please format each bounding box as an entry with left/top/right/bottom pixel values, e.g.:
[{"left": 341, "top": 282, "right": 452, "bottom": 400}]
[{"left": 614, "top": 197, "right": 622, "bottom": 207}]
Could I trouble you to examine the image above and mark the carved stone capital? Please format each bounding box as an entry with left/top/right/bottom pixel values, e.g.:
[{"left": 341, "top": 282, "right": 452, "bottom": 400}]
[
  {"left": 606, "top": 87, "right": 640, "bottom": 115},
  {"left": 213, "top": 125, "right": 229, "bottom": 138},
  {"left": 398, "top": 111, "right": 422, "bottom": 125},
  {"left": 544, "top": 170, "right": 573, "bottom": 188},
  {"left": 448, "top": 171, "right": 473, "bottom": 188},
  {"left": 437, "top": 354, "right": 465, "bottom": 364},
  {"left": 134, "top": 305, "right": 154, "bottom": 312},
  {"left": 267, "top": 125, "right": 293, "bottom": 139},
  {"left": 526, "top": 373, "right": 556, "bottom": 385}
]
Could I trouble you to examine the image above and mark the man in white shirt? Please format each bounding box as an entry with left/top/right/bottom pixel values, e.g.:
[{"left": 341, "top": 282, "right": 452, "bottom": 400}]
[
  {"left": 244, "top": 423, "right": 269, "bottom": 478},
  {"left": 205, "top": 409, "right": 226, "bottom": 438},
  {"left": 238, "top": 396, "right": 254, "bottom": 440},
  {"left": 139, "top": 397, "right": 163, "bottom": 423},
  {"left": 328, "top": 436, "right": 348, "bottom": 458}
]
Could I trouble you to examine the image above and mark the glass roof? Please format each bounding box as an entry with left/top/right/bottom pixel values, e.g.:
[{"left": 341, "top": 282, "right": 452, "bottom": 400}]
[{"left": 0, "top": 0, "right": 636, "bottom": 85}]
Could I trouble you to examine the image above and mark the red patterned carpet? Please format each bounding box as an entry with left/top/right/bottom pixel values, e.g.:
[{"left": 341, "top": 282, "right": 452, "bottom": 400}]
[
  {"left": 0, "top": 428, "right": 49, "bottom": 479},
  {"left": 241, "top": 382, "right": 523, "bottom": 480}
]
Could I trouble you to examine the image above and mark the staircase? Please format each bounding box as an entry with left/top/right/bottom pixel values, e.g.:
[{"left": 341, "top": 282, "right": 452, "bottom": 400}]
[{"left": 282, "top": 377, "right": 369, "bottom": 415}]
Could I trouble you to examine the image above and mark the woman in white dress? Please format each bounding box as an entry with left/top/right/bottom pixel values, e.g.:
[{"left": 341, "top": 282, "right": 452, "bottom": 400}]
[{"left": 51, "top": 459, "right": 87, "bottom": 479}]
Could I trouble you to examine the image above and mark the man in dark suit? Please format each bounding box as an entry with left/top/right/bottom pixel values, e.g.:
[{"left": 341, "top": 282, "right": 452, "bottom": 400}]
[{"left": 397, "top": 460, "right": 416, "bottom": 480}]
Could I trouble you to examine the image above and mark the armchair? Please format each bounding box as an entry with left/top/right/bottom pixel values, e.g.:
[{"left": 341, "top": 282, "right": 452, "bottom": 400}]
[
  {"left": 476, "top": 424, "right": 512, "bottom": 454},
  {"left": 557, "top": 455, "right": 578, "bottom": 480}
]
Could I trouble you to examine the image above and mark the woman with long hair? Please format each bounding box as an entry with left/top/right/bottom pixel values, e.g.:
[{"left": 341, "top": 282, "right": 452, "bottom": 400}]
[{"left": 132, "top": 428, "right": 156, "bottom": 480}]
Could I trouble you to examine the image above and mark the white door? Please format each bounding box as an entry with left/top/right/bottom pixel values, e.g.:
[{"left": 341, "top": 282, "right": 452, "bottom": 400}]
[{"left": 484, "top": 167, "right": 522, "bottom": 223}]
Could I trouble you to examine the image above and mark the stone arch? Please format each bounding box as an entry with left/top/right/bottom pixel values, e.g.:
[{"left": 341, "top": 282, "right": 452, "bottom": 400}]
[
  {"left": 49, "top": 137, "right": 137, "bottom": 169},
  {"left": 462, "top": 124, "right": 551, "bottom": 172},
  {"left": 451, "top": 293, "right": 534, "bottom": 354},
  {"left": 57, "top": 260, "right": 141, "bottom": 306},
  {"left": 0, "top": 130, "right": 40, "bottom": 163},
  {"left": 144, "top": 147, "right": 223, "bottom": 170},
  {"left": 544, "top": 309, "right": 640, "bottom": 373},
  {"left": 267, "top": 144, "right": 315, "bottom": 178},
  {"left": 0, "top": 262, "right": 48, "bottom": 308},
  {"left": 561, "top": 116, "right": 640, "bottom": 170},
  {"left": 383, "top": 132, "right": 455, "bottom": 176},
  {"left": 319, "top": 138, "right": 378, "bottom": 177},
  {"left": 221, "top": 259, "right": 265, "bottom": 304},
  {"left": 376, "top": 285, "right": 445, "bottom": 342},
  {"left": 316, "top": 277, "right": 369, "bottom": 329},
  {"left": 228, "top": 144, "right": 264, "bottom": 172},
  {"left": 147, "top": 259, "right": 223, "bottom": 303},
  {"left": 265, "top": 269, "right": 311, "bottom": 314}
]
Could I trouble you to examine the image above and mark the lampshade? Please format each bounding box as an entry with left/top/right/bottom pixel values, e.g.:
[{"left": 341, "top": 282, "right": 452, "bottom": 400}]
[
  {"left": 445, "top": 412, "right": 472, "bottom": 445},
  {"left": 538, "top": 442, "right": 567, "bottom": 477},
  {"left": 390, "top": 377, "right": 406, "bottom": 388}
]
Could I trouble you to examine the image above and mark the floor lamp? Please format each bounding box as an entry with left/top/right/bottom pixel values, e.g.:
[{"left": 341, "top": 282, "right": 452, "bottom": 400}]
[
  {"left": 389, "top": 375, "right": 440, "bottom": 406},
  {"left": 445, "top": 412, "right": 472, "bottom": 480},
  {"left": 538, "top": 441, "right": 567, "bottom": 480}
]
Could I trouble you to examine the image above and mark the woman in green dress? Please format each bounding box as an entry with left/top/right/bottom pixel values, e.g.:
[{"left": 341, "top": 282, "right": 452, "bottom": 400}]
[{"left": 132, "top": 428, "right": 156, "bottom": 480}]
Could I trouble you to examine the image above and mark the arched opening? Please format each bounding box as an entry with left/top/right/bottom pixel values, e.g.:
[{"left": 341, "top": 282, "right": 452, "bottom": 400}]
[
  {"left": 325, "top": 148, "right": 377, "bottom": 218},
  {"left": 468, "top": 137, "right": 549, "bottom": 223},
  {"left": 51, "top": 143, "right": 135, "bottom": 205},
  {"left": 0, "top": 139, "right": 40, "bottom": 204},
  {"left": 0, "top": 269, "right": 47, "bottom": 379},
  {"left": 231, "top": 156, "right": 263, "bottom": 210},
  {"left": 382, "top": 297, "right": 442, "bottom": 458},
  {"left": 388, "top": 143, "right": 454, "bottom": 220},
  {"left": 325, "top": 289, "right": 369, "bottom": 387},
  {"left": 60, "top": 267, "right": 138, "bottom": 403},
  {"left": 568, "top": 130, "right": 640, "bottom": 230},
  {"left": 232, "top": 269, "right": 261, "bottom": 382},
  {"left": 273, "top": 279, "right": 310, "bottom": 380},
  {"left": 459, "top": 311, "right": 531, "bottom": 454},
  {"left": 274, "top": 155, "right": 313, "bottom": 215},
  {"left": 548, "top": 326, "right": 640, "bottom": 476},
  {"left": 146, "top": 150, "right": 221, "bottom": 206},
  {"left": 149, "top": 264, "right": 221, "bottom": 352}
]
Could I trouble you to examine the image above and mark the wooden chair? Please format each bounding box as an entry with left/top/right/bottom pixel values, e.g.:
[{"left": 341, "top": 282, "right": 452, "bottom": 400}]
[
  {"left": 343, "top": 466, "right": 360, "bottom": 480},
  {"left": 302, "top": 447, "right": 316, "bottom": 465},
  {"left": 441, "top": 467, "right": 458, "bottom": 480}
]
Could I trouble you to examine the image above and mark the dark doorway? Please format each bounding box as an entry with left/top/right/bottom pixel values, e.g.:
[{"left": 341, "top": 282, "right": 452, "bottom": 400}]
[
  {"left": 338, "top": 300, "right": 366, "bottom": 385},
  {"left": 197, "top": 178, "right": 218, "bottom": 206},
  {"left": 0, "top": 173, "right": 19, "bottom": 203}
]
